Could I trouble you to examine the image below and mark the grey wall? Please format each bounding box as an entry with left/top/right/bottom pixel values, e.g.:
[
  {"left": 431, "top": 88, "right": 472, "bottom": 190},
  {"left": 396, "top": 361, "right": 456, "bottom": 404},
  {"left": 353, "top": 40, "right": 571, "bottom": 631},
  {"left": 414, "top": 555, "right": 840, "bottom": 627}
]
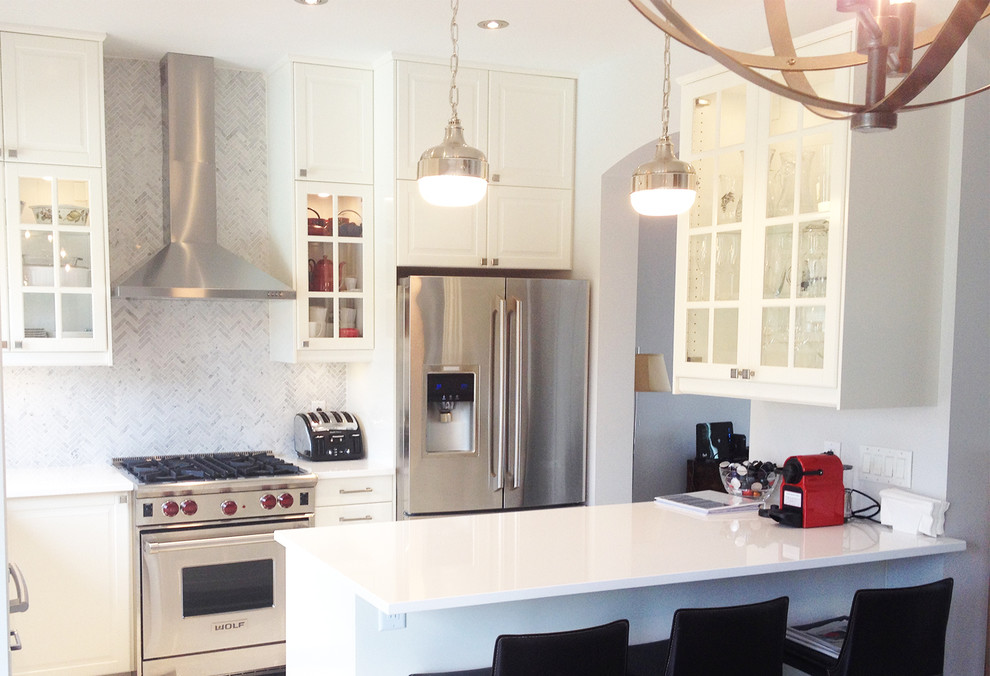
[{"left": 1, "top": 58, "right": 347, "bottom": 467}]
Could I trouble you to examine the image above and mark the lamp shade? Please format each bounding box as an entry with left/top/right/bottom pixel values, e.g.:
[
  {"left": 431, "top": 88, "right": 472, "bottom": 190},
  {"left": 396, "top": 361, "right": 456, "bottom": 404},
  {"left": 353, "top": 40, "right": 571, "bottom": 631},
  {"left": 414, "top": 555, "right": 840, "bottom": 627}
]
[
  {"left": 635, "top": 353, "right": 671, "bottom": 393},
  {"left": 631, "top": 140, "right": 697, "bottom": 216},
  {"left": 417, "top": 119, "right": 489, "bottom": 207}
]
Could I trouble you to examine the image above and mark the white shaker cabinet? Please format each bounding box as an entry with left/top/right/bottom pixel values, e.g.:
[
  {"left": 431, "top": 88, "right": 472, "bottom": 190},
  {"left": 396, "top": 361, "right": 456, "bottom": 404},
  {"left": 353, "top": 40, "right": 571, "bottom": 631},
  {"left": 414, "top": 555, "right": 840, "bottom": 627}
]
[
  {"left": 0, "top": 29, "right": 111, "bottom": 366},
  {"left": 391, "top": 60, "right": 575, "bottom": 269},
  {"left": 0, "top": 31, "right": 104, "bottom": 167},
  {"left": 268, "top": 59, "right": 375, "bottom": 361},
  {"left": 7, "top": 492, "right": 132, "bottom": 675},
  {"left": 672, "top": 25, "right": 946, "bottom": 408}
]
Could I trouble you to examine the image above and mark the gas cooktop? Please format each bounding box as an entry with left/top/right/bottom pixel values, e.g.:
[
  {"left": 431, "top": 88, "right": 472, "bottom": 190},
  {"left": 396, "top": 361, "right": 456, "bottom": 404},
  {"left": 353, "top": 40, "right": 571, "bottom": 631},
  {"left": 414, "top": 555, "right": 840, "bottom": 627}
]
[{"left": 113, "top": 451, "right": 310, "bottom": 485}]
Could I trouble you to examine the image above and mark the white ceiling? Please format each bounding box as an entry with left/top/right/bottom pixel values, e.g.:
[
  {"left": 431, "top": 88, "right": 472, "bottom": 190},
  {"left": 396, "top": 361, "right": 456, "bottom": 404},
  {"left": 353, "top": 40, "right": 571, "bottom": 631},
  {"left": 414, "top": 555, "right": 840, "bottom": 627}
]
[{"left": 0, "top": 1, "right": 967, "bottom": 74}]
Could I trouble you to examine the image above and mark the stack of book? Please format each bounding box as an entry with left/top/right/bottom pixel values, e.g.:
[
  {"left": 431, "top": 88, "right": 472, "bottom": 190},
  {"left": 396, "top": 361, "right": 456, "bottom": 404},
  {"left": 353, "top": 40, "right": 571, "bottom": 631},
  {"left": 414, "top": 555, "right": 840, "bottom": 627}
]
[{"left": 785, "top": 616, "right": 849, "bottom": 658}]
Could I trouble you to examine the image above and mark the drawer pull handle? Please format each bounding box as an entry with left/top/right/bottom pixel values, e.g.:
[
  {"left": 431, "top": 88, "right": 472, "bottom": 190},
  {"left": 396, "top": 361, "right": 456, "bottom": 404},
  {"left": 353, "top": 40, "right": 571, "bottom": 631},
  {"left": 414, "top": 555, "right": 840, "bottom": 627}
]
[
  {"left": 339, "top": 487, "right": 374, "bottom": 494},
  {"left": 339, "top": 515, "right": 373, "bottom": 522}
]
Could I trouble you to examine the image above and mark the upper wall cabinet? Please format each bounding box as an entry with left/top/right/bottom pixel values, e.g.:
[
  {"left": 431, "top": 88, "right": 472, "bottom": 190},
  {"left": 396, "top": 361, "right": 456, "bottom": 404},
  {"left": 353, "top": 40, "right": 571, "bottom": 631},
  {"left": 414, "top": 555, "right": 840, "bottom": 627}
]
[
  {"left": 391, "top": 59, "right": 576, "bottom": 269},
  {"left": 0, "top": 32, "right": 104, "bottom": 167},
  {"left": 0, "top": 30, "right": 111, "bottom": 366},
  {"left": 268, "top": 59, "right": 375, "bottom": 362},
  {"left": 672, "top": 25, "right": 947, "bottom": 409},
  {"left": 292, "top": 62, "right": 373, "bottom": 185}
]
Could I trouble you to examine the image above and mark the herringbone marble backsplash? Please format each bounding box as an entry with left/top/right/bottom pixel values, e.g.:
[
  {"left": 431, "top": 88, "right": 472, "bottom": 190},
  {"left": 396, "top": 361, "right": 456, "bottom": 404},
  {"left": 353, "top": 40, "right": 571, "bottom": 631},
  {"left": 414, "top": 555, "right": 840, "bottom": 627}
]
[{"left": 2, "top": 57, "right": 346, "bottom": 468}]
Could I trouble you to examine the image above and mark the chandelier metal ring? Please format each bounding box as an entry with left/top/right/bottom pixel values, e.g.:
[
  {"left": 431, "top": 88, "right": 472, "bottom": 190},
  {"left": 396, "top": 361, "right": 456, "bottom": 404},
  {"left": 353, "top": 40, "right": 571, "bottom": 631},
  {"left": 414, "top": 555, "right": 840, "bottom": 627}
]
[{"left": 629, "top": 0, "right": 990, "bottom": 127}]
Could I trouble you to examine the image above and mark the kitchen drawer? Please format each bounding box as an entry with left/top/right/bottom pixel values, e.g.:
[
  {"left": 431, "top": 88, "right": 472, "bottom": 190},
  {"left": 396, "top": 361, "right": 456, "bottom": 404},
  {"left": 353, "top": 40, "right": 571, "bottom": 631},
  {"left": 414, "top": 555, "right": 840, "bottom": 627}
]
[
  {"left": 315, "top": 501, "right": 393, "bottom": 527},
  {"left": 315, "top": 473, "right": 393, "bottom": 507}
]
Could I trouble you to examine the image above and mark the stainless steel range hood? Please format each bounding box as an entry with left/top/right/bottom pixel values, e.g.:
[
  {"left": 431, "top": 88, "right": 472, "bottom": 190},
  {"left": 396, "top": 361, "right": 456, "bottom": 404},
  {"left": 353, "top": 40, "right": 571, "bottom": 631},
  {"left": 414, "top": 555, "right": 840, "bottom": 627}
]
[{"left": 113, "top": 53, "right": 294, "bottom": 300}]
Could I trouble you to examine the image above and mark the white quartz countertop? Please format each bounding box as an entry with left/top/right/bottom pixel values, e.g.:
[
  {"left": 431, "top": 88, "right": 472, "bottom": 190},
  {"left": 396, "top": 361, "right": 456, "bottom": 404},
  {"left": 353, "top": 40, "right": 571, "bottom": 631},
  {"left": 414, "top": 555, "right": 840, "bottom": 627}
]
[
  {"left": 287, "top": 456, "right": 394, "bottom": 479},
  {"left": 5, "top": 463, "right": 133, "bottom": 498},
  {"left": 275, "top": 501, "right": 966, "bottom": 614}
]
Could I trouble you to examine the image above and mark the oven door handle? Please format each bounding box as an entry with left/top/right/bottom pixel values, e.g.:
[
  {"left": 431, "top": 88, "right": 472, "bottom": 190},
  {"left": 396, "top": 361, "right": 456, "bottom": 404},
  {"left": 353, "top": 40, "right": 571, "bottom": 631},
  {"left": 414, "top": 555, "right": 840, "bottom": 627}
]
[{"left": 143, "top": 532, "right": 275, "bottom": 555}]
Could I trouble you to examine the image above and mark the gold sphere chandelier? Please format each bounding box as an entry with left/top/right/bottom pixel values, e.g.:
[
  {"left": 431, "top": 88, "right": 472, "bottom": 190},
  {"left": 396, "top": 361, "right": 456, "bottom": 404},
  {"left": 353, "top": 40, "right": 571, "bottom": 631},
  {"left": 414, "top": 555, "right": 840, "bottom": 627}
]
[{"left": 628, "top": 0, "right": 990, "bottom": 132}]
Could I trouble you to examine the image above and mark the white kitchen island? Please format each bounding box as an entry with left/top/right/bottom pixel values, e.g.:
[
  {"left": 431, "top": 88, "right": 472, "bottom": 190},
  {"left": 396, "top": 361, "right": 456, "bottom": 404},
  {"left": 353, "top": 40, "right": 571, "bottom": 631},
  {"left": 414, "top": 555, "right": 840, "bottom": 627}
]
[{"left": 275, "top": 501, "right": 965, "bottom": 675}]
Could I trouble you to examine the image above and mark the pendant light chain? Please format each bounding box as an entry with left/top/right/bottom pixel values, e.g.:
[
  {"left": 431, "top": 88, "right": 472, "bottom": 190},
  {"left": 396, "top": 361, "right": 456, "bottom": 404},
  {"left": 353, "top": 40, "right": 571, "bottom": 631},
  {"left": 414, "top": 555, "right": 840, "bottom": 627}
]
[
  {"left": 660, "top": 2, "right": 672, "bottom": 143},
  {"left": 449, "top": 0, "right": 461, "bottom": 122}
]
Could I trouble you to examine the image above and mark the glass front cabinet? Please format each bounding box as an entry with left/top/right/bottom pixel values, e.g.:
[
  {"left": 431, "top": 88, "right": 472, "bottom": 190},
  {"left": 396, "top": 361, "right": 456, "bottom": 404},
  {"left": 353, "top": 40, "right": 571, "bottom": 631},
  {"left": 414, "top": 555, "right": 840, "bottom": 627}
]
[
  {"left": 269, "top": 182, "right": 374, "bottom": 361},
  {"left": 672, "top": 29, "right": 851, "bottom": 406}
]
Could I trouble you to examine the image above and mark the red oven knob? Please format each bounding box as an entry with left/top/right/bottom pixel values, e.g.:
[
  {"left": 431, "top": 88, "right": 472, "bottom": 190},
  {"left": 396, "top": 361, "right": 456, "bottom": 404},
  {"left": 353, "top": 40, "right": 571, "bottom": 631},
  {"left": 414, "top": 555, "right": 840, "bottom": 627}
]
[
  {"left": 180, "top": 500, "right": 198, "bottom": 516},
  {"left": 220, "top": 500, "right": 238, "bottom": 516},
  {"left": 260, "top": 494, "right": 277, "bottom": 510},
  {"left": 277, "top": 493, "right": 294, "bottom": 508},
  {"left": 162, "top": 501, "right": 180, "bottom": 518}
]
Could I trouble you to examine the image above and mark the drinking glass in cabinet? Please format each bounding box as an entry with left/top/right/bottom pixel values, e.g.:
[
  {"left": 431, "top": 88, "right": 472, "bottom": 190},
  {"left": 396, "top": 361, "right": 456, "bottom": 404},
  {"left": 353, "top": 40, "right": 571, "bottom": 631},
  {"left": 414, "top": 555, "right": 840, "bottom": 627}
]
[
  {"left": 715, "top": 231, "right": 741, "bottom": 301},
  {"left": 716, "top": 151, "right": 744, "bottom": 225},
  {"left": 685, "top": 309, "right": 709, "bottom": 364},
  {"left": 800, "top": 134, "right": 832, "bottom": 214},
  {"left": 763, "top": 225, "right": 793, "bottom": 299},
  {"left": 761, "top": 307, "right": 789, "bottom": 367},
  {"left": 799, "top": 220, "right": 828, "bottom": 299},
  {"left": 688, "top": 235, "right": 711, "bottom": 302},
  {"left": 688, "top": 157, "right": 714, "bottom": 229},
  {"left": 794, "top": 306, "right": 826, "bottom": 369},
  {"left": 767, "top": 142, "right": 796, "bottom": 218}
]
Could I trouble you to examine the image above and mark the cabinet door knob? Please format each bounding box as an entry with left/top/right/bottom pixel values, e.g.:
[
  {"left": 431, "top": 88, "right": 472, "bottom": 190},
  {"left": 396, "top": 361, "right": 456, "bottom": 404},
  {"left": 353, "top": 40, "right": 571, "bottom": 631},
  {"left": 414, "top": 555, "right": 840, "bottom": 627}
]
[
  {"left": 299, "top": 168, "right": 307, "bottom": 178},
  {"left": 7, "top": 149, "right": 17, "bottom": 159},
  {"left": 491, "top": 173, "right": 500, "bottom": 183}
]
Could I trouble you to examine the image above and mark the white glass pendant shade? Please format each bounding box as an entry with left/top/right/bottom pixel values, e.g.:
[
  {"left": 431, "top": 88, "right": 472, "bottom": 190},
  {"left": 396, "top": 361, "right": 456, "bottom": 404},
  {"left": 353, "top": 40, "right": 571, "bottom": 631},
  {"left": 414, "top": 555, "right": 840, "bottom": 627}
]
[
  {"left": 417, "top": 119, "right": 489, "bottom": 207},
  {"left": 630, "top": 139, "right": 697, "bottom": 216}
]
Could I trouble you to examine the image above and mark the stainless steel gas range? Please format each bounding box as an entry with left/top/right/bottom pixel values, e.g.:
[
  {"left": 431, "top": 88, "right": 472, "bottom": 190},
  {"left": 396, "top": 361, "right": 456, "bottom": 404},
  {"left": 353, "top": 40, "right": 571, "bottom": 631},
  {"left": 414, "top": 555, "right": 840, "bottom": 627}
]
[{"left": 113, "top": 452, "right": 317, "bottom": 676}]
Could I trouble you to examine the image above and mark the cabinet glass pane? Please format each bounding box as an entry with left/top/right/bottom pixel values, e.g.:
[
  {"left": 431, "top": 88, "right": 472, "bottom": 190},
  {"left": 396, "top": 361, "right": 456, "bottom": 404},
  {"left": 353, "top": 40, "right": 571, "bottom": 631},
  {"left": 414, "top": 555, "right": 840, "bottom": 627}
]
[
  {"left": 687, "top": 234, "right": 711, "bottom": 302},
  {"left": 794, "top": 305, "right": 826, "bottom": 369},
  {"left": 691, "top": 92, "right": 717, "bottom": 154},
  {"left": 62, "top": 294, "right": 94, "bottom": 336},
  {"left": 802, "top": 71, "right": 837, "bottom": 129},
  {"left": 798, "top": 220, "right": 829, "bottom": 299},
  {"left": 59, "top": 233, "right": 92, "bottom": 287},
  {"left": 23, "top": 293, "right": 55, "bottom": 339},
  {"left": 800, "top": 133, "right": 832, "bottom": 214},
  {"left": 763, "top": 224, "right": 793, "bottom": 299},
  {"left": 20, "top": 175, "right": 54, "bottom": 225},
  {"left": 338, "top": 298, "right": 364, "bottom": 339},
  {"left": 307, "top": 242, "right": 338, "bottom": 292},
  {"left": 308, "top": 298, "right": 332, "bottom": 338},
  {"left": 768, "top": 77, "right": 800, "bottom": 137},
  {"left": 712, "top": 308, "right": 738, "bottom": 364},
  {"left": 761, "top": 307, "right": 789, "bottom": 367},
  {"left": 688, "top": 157, "right": 713, "bottom": 229},
  {"left": 714, "top": 231, "right": 741, "bottom": 301},
  {"left": 338, "top": 242, "right": 363, "bottom": 293},
  {"left": 685, "top": 309, "right": 709, "bottom": 364},
  {"left": 55, "top": 178, "right": 91, "bottom": 226},
  {"left": 21, "top": 230, "right": 55, "bottom": 286},
  {"left": 716, "top": 151, "right": 744, "bottom": 225},
  {"left": 720, "top": 85, "right": 747, "bottom": 147},
  {"left": 767, "top": 140, "right": 797, "bottom": 218},
  {"left": 337, "top": 195, "right": 364, "bottom": 238}
]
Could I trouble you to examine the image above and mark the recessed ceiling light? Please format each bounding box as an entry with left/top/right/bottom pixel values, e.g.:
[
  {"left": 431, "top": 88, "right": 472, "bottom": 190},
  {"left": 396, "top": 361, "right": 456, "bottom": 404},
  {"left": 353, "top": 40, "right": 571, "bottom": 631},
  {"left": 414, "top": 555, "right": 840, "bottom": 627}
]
[
  {"left": 294, "top": 0, "right": 328, "bottom": 5},
  {"left": 477, "top": 19, "right": 509, "bottom": 30}
]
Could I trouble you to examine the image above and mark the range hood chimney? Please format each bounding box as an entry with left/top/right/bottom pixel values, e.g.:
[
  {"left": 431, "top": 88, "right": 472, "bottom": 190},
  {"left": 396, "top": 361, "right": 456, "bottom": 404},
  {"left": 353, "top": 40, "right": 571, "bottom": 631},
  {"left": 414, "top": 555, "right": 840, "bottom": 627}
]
[{"left": 113, "top": 53, "right": 294, "bottom": 300}]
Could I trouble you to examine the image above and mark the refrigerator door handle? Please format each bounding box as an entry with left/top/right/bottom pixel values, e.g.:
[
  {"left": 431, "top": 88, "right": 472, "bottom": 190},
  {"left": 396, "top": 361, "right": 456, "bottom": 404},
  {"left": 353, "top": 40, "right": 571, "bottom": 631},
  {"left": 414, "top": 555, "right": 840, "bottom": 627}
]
[
  {"left": 508, "top": 296, "right": 525, "bottom": 490},
  {"left": 491, "top": 296, "right": 508, "bottom": 491}
]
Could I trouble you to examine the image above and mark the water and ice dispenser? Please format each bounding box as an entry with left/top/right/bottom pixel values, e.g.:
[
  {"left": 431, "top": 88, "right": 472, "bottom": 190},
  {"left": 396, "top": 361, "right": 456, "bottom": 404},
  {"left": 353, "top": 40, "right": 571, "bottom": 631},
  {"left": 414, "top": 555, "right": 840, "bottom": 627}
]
[{"left": 425, "top": 372, "right": 475, "bottom": 454}]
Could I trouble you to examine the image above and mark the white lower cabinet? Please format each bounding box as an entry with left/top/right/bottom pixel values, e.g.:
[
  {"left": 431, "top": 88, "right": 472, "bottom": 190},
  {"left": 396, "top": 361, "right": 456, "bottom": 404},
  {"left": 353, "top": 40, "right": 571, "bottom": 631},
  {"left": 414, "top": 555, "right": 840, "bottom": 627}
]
[
  {"left": 6, "top": 492, "right": 132, "bottom": 675},
  {"left": 313, "top": 473, "right": 394, "bottom": 528}
]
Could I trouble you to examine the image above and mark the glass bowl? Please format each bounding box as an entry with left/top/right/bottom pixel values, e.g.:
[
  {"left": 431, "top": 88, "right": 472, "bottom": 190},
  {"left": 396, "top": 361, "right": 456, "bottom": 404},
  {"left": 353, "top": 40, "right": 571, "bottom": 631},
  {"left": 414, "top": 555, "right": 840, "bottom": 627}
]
[{"left": 719, "top": 460, "right": 778, "bottom": 499}]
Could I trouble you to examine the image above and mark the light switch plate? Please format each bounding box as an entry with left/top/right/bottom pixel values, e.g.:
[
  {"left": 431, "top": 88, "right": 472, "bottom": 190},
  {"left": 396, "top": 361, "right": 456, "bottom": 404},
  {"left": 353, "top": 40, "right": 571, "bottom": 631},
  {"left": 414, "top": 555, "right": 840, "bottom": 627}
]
[{"left": 859, "top": 445, "right": 912, "bottom": 488}]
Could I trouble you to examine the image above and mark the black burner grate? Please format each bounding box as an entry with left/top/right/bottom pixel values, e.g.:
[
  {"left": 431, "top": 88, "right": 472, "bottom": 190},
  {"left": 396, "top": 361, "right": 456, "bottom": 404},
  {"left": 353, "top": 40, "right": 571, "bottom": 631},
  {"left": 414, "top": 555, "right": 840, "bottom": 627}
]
[{"left": 114, "top": 452, "right": 307, "bottom": 485}]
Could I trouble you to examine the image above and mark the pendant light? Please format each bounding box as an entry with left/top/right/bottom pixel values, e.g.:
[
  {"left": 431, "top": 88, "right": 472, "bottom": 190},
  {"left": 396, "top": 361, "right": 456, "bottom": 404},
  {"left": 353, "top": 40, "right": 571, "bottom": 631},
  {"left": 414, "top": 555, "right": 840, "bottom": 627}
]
[
  {"left": 417, "top": 0, "right": 489, "bottom": 207},
  {"left": 630, "top": 0, "right": 697, "bottom": 217}
]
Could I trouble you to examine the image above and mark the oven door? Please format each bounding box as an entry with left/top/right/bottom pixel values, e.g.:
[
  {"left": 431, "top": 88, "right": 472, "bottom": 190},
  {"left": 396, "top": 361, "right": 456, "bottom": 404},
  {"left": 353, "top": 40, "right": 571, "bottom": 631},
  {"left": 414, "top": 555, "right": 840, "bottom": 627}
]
[{"left": 141, "top": 515, "right": 311, "bottom": 661}]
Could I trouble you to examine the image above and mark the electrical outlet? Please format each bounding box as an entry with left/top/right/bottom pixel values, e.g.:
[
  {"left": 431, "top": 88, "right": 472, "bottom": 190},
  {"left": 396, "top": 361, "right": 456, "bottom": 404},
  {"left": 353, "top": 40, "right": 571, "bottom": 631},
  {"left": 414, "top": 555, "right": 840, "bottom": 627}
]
[
  {"left": 859, "top": 445, "right": 912, "bottom": 488},
  {"left": 378, "top": 611, "right": 406, "bottom": 631},
  {"left": 310, "top": 400, "right": 325, "bottom": 411}
]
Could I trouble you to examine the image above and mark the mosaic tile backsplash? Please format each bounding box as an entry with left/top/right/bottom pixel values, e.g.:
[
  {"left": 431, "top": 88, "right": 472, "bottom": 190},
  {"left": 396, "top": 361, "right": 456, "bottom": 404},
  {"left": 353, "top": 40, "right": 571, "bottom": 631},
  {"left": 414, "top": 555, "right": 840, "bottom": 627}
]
[{"left": 2, "top": 57, "right": 346, "bottom": 467}]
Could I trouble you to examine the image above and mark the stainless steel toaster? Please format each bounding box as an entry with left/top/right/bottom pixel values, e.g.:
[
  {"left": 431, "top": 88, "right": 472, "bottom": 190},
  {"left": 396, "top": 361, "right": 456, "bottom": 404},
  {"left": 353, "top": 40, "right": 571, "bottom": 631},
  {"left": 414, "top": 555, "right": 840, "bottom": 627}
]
[{"left": 294, "top": 410, "right": 364, "bottom": 461}]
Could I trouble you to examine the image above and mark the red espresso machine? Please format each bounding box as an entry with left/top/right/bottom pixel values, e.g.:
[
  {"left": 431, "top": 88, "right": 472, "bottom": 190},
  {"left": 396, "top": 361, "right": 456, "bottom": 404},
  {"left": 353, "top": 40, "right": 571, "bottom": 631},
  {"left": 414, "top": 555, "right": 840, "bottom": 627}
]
[{"left": 765, "top": 453, "right": 846, "bottom": 528}]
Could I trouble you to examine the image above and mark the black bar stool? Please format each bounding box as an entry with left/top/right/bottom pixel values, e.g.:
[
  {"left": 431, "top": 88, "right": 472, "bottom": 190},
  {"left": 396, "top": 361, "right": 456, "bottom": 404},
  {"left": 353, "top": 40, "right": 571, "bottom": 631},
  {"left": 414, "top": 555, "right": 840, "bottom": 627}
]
[
  {"left": 783, "top": 577, "right": 953, "bottom": 676},
  {"left": 410, "top": 618, "right": 629, "bottom": 676},
  {"left": 626, "top": 596, "right": 789, "bottom": 676}
]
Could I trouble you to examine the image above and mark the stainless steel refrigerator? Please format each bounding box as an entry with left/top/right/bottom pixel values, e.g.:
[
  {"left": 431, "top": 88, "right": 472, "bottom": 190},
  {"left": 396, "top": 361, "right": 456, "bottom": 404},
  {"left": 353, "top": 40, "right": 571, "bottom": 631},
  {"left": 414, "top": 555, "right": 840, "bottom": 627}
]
[{"left": 397, "top": 276, "right": 589, "bottom": 518}]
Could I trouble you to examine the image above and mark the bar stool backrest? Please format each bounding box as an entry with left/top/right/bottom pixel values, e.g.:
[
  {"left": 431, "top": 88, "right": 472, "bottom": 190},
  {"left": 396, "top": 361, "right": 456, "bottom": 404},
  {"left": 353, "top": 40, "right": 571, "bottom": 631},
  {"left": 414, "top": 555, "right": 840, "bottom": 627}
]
[
  {"left": 833, "top": 577, "right": 953, "bottom": 676},
  {"left": 664, "top": 596, "right": 789, "bottom": 676},
  {"left": 491, "top": 619, "right": 629, "bottom": 676}
]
